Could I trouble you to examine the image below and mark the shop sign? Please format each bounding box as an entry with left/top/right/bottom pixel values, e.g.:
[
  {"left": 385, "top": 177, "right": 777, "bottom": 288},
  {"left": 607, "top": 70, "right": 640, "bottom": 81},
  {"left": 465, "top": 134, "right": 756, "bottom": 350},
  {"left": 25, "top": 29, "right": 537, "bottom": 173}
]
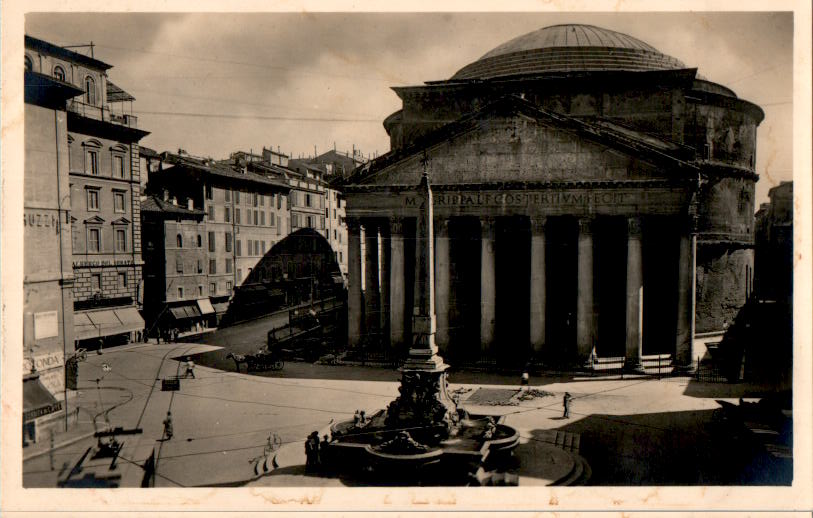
[
  {"left": 24, "top": 210, "right": 61, "bottom": 234},
  {"left": 24, "top": 401, "right": 63, "bottom": 422},
  {"left": 73, "top": 259, "right": 135, "bottom": 268}
]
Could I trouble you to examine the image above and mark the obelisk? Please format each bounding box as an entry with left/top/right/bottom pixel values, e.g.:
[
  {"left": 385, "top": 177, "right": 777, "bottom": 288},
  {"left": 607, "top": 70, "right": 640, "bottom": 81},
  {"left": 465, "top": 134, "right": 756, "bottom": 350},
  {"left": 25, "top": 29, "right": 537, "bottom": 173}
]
[{"left": 385, "top": 170, "right": 458, "bottom": 430}]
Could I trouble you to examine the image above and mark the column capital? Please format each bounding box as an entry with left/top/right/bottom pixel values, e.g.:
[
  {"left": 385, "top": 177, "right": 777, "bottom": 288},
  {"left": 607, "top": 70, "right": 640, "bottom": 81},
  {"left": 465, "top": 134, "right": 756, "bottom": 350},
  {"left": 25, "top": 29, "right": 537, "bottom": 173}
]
[
  {"left": 530, "top": 216, "right": 547, "bottom": 235},
  {"left": 362, "top": 219, "right": 378, "bottom": 233},
  {"left": 480, "top": 216, "right": 496, "bottom": 235},
  {"left": 389, "top": 216, "right": 404, "bottom": 236},
  {"left": 577, "top": 217, "right": 594, "bottom": 235},
  {"left": 346, "top": 217, "right": 361, "bottom": 232},
  {"left": 627, "top": 216, "right": 643, "bottom": 236},
  {"left": 434, "top": 218, "right": 450, "bottom": 237}
]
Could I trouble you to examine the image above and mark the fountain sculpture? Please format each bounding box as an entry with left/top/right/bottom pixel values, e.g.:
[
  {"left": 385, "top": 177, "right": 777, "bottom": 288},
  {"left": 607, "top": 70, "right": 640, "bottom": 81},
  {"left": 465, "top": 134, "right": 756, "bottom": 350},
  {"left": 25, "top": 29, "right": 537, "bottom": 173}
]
[{"left": 325, "top": 169, "right": 519, "bottom": 484}]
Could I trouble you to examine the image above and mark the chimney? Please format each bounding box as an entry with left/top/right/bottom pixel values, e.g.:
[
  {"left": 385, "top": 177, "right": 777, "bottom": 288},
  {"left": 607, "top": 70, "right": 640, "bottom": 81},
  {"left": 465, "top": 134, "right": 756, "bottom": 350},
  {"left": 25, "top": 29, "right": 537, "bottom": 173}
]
[
  {"left": 187, "top": 198, "right": 194, "bottom": 210},
  {"left": 171, "top": 196, "right": 178, "bottom": 206},
  {"left": 163, "top": 189, "right": 169, "bottom": 202}
]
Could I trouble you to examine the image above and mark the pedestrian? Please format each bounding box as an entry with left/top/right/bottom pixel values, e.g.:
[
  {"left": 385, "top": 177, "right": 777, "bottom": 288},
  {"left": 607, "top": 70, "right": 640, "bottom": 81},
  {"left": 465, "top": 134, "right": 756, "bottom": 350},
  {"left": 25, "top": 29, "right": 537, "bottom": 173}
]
[
  {"left": 305, "top": 431, "right": 319, "bottom": 471},
  {"left": 163, "top": 411, "right": 174, "bottom": 440},
  {"left": 96, "top": 338, "right": 104, "bottom": 355},
  {"left": 562, "top": 392, "right": 573, "bottom": 419},
  {"left": 184, "top": 356, "right": 196, "bottom": 379}
]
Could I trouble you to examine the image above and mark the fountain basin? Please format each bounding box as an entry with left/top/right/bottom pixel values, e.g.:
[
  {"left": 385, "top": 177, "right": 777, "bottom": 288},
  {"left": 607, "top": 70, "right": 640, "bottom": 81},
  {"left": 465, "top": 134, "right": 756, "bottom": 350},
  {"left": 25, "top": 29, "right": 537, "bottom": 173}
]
[{"left": 324, "top": 410, "right": 520, "bottom": 483}]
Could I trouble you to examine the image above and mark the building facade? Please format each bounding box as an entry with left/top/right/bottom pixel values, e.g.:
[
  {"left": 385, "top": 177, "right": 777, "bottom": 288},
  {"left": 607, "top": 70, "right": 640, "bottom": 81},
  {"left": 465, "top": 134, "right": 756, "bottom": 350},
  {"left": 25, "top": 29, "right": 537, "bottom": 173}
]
[
  {"left": 145, "top": 153, "right": 291, "bottom": 320},
  {"left": 342, "top": 24, "right": 763, "bottom": 370},
  {"left": 141, "top": 195, "right": 214, "bottom": 337},
  {"left": 25, "top": 37, "right": 150, "bottom": 349},
  {"left": 22, "top": 55, "right": 84, "bottom": 443}
]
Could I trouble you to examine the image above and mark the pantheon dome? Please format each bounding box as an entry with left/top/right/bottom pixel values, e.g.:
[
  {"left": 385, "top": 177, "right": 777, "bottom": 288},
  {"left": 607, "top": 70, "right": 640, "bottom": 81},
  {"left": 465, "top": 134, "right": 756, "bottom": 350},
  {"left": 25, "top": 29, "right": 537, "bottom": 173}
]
[
  {"left": 343, "top": 22, "right": 765, "bottom": 375},
  {"left": 452, "top": 24, "right": 687, "bottom": 80}
]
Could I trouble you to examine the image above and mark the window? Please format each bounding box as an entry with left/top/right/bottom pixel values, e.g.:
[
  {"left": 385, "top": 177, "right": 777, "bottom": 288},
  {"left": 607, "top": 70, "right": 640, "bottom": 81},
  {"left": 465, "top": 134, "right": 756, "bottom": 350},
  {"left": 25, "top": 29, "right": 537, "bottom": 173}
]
[
  {"left": 53, "top": 65, "right": 65, "bottom": 81},
  {"left": 277, "top": 195, "right": 282, "bottom": 209},
  {"left": 178, "top": 287, "right": 184, "bottom": 299},
  {"left": 224, "top": 208, "right": 231, "bottom": 223},
  {"left": 259, "top": 195, "right": 264, "bottom": 207},
  {"left": 209, "top": 282, "right": 217, "bottom": 295},
  {"left": 87, "top": 189, "right": 99, "bottom": 211},
  {"left": 197, "top": 234, "right": 202, "bottom": 247},
  {"left": 176, "top": 233, "right": 183, "bottom": 247},
  {"left": 208, "top": 231, "right": 215, "bottom": 252},
  {"left": 91, "top": 274, "right": 101, "bottom": 292},
  {"left": 118, "top": 272, "right": 127, "bottom": 288},
  {"left": 270, "top": 213, "right": 275, "bottom": 227},
  {"left": 84, "top": 76, "right": 96, "bottom": 105},
  {"left": 225, "top": 232, "right": 232, "bottom": 252},
  {"left": 237, "top": 269, "right": 242, "bottom": 282},
  {"left": 305, "top": 194, "right": 312, "bottom": 207},
  {"left": 292, "top": 214, "right": 300, "bottom": 228},
  {"left": 86, "top": 149, "right": 99, "bottom": 175},
  {"left": 339, "top": 251, "right": 343, "bottom": 263},
  {"left": 334, "top": 229, "right": 337, "bottom": 240},
  {"left": 197, "top": 259, "right": 203, "bottom": 273},
  {"left": 112, "top": 154, "right": 125, "bottom": 178},
  {"left": 261, "top": 241, "right": 266, "bottom": 254},
  {"left": 225, "top": 258, "right": 233, "bottom": 274},
  {"left": 114, "top": 192, "right": 126, "bottom": 213},
  {"left": 208, "top": 205, "right": 215, "bottom": 221},
  {"left": 88, "top": 228, "right": 101, "bottom": 252},
  {"left": 253, "top": 193, "right": 259, "bottom": 207},
  {"left": 176, "top": 256, "right": 184, "bottom": 273},
  {"left": 235, "top": 208, "right": 241, "bottom": 225},
  {"left": 226, "top": 281, "right": 233, "bottom": 291},
  {"left": 225, "top": 189, "right": 231, "bottom": 202},
  {"left": 325, "top": 208, "right": 329, "bottom": 219},
  {"left": 209, "top": 259, "right": 217, "bottom": 274},
  {"left": 253, "top": 210, "right": 258, "bottom": 226},
  {"left": 236, "top": 239, "right": 242, "bottom": 256},
  {"left": 116, "top": 229, "right": 127, "bottom": 252},
  {"left": 260, "top": 211, "right": 265, "bottom": 226},
  {"left": 234, "top": 191, "right": 240, "bottom": 204},
  {"left": 333, "top": 208, "right": 337, "bottom": 219},
  {"left": 320, "top": 216, "right": 325, "bottom": 230},
  {"left": 198, "top": 286, "right": 203, "bottom": 297},
  {"left": 205, "top": 185, "right": 213, "bottom": 200}
]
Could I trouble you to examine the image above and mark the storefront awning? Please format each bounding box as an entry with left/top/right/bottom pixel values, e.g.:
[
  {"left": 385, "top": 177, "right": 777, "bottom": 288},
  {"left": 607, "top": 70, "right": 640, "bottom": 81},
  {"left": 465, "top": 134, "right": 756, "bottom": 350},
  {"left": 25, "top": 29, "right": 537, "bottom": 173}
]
[
  {"left": 196, "top": 298, "right": 215, "bottom": 315},
  {"left": 74, "top": 307, "right": 144, "bottom": 341},
  {"left": 23, "top": 374, "right": 62, "bottom": 422},
  {"left": 114, "top": 307, "right": 145, "bottom": 334},
  {"left": 169, "top": 305, "right": 202, "bottom": 320}
]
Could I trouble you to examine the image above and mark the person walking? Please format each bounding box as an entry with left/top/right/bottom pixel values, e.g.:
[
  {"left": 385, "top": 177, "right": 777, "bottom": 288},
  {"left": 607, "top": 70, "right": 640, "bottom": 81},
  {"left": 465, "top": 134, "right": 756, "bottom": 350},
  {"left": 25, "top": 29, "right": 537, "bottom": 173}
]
[
  {"left": 562, "top": 392, "right": 573, "bottom": 419},
  {"left": 184, "top": 357, "right": 196, "bottom": 379},
  {"left": 163, "top": 411, "right": 174, "bottom": 440}
]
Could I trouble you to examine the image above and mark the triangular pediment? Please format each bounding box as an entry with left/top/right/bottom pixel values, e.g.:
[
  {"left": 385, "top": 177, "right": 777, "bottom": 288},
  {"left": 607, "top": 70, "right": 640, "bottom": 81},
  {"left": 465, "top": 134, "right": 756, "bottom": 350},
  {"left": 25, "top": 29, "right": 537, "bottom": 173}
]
[
  {"left": 111, "top": 217, "right": 131, "bottom": 225},
  {"left": 350, "top": 96, "right": 696, "bottom": 187},
  {"left": 84, "top": 215, "right": 105, "bottom": 224}
]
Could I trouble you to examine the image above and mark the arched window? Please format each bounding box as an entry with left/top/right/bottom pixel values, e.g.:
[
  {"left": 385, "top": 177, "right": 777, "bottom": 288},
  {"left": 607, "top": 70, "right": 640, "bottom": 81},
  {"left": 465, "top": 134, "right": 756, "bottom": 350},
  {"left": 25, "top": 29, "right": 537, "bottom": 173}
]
[
  {"left": 197, "top": 234, "right": 202, "bottom": 247},
  {"left": 176, "top": 234, "right": 183, "bottom": 248},
  {"left": 53, "top": 65, "right": 66, "bottom": 81},
  {"left": 84, "top": 76, "right": 96, "bottom": 105},
  {"left": 24, "top": 55, "right": 33, "bottom": 71}
]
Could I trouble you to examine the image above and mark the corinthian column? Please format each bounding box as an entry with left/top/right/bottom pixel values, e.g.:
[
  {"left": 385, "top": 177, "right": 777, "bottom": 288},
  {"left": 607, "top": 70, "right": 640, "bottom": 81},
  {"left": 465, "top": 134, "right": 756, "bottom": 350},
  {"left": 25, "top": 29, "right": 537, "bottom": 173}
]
[
  {"left": 480, "top": 217, "right": 496, "bottom": 351},
  {"left": 434, "top": 218, "right": 451, "bottom": 352},
  {"left": 363, "top": 221, "right": 380, "bottom": 343},
  {"left": 576, "top": 217, "right": 595, "bottom": 360},
  {"left": 529, "top": 216, "right": 547, "bottom": 354},
  {"left": 389, "top": 217, "right": 406, "bottom": 350},
  {"left": 674, "top": 218, "right": 695, "bottom": 367},
  {"left": 347, "top": 218, "right": 363, "bottom": 348},
  {"left": 625, "top": 217, "right": 644, "bottom": 370}
]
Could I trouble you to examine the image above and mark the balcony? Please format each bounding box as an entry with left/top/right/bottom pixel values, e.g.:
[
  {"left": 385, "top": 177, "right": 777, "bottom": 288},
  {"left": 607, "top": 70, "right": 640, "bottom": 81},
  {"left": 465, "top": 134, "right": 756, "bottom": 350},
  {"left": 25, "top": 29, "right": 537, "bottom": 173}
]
[{"left": 68, "top": 99, "right": 138, "bottom": 129}]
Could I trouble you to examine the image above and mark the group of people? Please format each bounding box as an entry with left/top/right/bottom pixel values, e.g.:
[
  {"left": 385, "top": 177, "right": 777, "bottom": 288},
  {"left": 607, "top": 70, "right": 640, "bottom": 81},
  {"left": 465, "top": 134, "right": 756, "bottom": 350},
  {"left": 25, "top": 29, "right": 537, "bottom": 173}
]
[{"left": 304, "top": 431, "right": 331, "bottom": 472}]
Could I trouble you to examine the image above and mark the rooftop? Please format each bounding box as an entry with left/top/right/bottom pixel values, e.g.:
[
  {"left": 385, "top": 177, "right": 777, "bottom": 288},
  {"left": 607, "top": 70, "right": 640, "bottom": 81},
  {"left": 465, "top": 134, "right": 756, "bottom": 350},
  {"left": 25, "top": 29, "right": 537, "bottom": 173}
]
[
  {"left": 451, "top": 24, "right": 686, "bottom": 81},
  {"left": 25, "top": 35, "right": 113, "bottom": 71}
]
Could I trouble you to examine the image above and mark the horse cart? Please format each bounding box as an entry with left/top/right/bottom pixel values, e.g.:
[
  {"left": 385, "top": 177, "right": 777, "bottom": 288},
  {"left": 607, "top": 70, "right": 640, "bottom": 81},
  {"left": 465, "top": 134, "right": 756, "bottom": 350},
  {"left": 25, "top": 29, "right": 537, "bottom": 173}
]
[{"left": 226, "top": 345, "right": 284, "bottom": 373}]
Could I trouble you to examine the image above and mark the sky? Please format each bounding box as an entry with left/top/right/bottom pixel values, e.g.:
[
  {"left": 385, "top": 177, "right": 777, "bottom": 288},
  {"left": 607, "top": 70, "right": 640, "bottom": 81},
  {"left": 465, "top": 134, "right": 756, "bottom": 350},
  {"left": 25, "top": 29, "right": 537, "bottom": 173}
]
[{"left": 25, "top": 11, "right": 793, "bottom": 204}]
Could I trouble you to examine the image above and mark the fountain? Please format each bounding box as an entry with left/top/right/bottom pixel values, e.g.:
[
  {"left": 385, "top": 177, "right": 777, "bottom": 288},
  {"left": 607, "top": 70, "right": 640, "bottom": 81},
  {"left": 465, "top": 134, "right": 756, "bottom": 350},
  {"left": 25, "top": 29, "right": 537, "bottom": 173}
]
[{"left": 325, "top": 170, "right": 519, "bottom": 484}]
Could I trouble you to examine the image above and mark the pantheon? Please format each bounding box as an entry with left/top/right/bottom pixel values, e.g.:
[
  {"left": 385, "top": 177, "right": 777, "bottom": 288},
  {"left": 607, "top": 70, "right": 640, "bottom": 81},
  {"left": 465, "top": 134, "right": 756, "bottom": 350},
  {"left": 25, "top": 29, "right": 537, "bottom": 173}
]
[{"left": 341, "top": 24, "right": 763, "bottom": 370}]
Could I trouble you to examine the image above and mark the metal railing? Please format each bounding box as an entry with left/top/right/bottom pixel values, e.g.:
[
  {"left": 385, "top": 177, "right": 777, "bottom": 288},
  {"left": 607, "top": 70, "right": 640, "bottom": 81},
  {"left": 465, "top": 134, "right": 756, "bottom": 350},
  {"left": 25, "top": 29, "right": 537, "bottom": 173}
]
[{"left": 67, "top": 100, "right": 138, "bottom": 128}]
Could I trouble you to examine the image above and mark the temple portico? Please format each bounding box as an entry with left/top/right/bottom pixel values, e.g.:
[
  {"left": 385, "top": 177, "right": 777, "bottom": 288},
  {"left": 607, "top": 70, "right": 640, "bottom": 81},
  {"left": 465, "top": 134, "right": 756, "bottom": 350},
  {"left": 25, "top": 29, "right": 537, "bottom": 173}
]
[{"left": 344, "top": 185, "right": 697, "bottom": 368}]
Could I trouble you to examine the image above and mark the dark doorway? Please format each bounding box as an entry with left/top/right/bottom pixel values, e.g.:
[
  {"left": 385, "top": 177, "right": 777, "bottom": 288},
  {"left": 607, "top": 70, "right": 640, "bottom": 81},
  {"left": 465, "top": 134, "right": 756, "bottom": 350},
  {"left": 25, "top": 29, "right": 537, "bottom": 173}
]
[
  {"left": 595, "top": 217, "right": 627, "bottom": 357},
  {"left": 545, "top": 216, "right": 578, "bottom": 365},
  {"left": 447, "top": 217, "right": 480, "bottom": 363},
  {"left": 495, "top": 216, "right": 531, "bottom": 367},
  {"left": 642, "top": 217, "right": 679, "bottom": 355}
]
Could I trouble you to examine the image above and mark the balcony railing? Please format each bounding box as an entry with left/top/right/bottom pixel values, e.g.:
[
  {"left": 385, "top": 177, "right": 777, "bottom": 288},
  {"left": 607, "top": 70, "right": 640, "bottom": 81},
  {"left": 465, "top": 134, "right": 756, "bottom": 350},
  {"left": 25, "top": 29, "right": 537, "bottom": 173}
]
[{"left": 68, "top": 100, "right": 138, "bottom": 128}]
